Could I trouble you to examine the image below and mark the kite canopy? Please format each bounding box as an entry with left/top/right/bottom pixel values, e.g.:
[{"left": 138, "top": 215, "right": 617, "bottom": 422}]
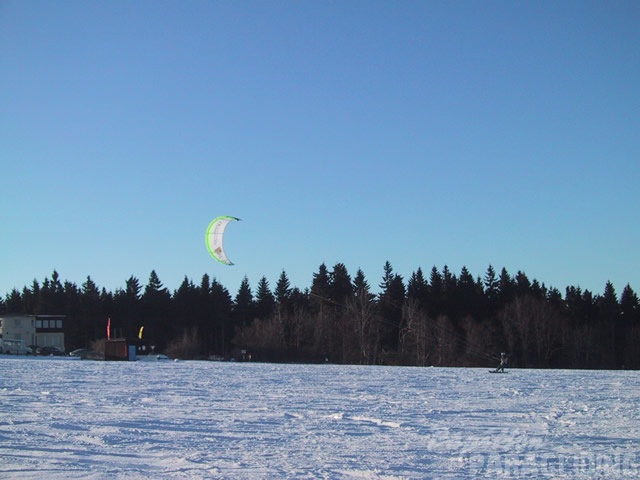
[{"left": 205, "top": 216, "right": 240, "bottom": 265}]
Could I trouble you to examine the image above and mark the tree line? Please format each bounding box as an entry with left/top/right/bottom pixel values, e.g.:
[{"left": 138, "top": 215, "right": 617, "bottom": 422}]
[{"left": 2, "top": 263, "right": 639, "bottom": 369}]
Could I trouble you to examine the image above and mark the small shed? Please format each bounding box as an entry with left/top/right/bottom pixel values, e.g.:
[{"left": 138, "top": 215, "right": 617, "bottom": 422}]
[{"left": 104, "top": 339, "right": 129, "bottom": 361}]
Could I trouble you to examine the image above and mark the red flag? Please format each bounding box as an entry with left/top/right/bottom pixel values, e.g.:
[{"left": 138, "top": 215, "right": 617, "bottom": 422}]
[{"left": 107, "top": 317, "right": 111, "bottom": 340}]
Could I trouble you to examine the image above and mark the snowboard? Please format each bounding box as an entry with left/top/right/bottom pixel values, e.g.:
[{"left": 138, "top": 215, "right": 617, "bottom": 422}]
[{"left": 489, "top": 370, "right": 508, "bottom": 373}]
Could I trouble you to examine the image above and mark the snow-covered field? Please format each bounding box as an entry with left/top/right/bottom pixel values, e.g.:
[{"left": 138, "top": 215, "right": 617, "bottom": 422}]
[{"left": 1, "top": 357, "right": 638, "bottom": 479}]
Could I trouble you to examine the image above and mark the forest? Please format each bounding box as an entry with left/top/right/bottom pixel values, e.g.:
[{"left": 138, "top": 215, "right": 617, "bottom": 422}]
[{"left": 2, "top": 262, "right": 639, "bottom": 369}]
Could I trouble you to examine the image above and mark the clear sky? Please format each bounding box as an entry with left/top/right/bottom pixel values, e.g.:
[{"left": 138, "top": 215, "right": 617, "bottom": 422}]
[{"left": 2, "top": 1, "right": 639, "bottom": 300}]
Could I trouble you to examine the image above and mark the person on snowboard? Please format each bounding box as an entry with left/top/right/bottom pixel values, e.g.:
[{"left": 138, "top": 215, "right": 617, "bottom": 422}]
[{"left": 495, "top": 352, "right": 508, "bottom": 372}]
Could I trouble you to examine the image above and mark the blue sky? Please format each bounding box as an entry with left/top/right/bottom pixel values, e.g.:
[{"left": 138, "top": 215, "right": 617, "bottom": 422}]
[{"left": 2, "top": 1, "right": 639, "bottom": 299}]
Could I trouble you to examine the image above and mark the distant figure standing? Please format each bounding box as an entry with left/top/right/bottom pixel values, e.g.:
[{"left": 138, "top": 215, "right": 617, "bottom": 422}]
[{"left": 495, "top": 352, "right": 508, "bottom": 373}]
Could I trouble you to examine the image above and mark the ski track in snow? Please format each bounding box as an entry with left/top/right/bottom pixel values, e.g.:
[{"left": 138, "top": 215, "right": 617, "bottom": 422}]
[{"left": 0, "top": 357, "right": 638, "bottom": 479}]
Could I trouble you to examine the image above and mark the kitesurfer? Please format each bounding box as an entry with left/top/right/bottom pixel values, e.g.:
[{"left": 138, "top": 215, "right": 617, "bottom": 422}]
[{"left": 495, "top": 352, "right": 508, "bottom": 373}]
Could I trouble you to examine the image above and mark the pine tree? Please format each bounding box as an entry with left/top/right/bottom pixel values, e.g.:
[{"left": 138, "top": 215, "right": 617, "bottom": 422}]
[
  {"left": 329, "top": 263, "right": 352, "bottom": 305},
  {"left": 599, "top": 281, "right": 619, "bottom": 322},
  {"left": 275, "top": 270, "right": 292, "bottom": 305},
  {"left": 378, "top": 262, "right": 405, "bottom": 352},
  {"left": 78, "top": 276, "right": 103, "bottom": 341},
  {"left": 255, "top": 276, "right": 275, "bottom": 320},
  {"left": 233, "top": 276, "right": 255, "bottom": 328},
  {"left": 115, "top": 276, "right": 143, "bottom": 344},
  {"left": 194, "top": 274, "right": 215, "bottom": 355},
  {"left": 125, "top": 276, "right": 142, "bottom": 300},
  {"left": 515, "top": 271, "right": 531, "bottom": 296},
  {"left": 4, "top": 289, "right": 23, "bottom": 313},
  {"left": 142, "top": 270, "right": 173, "bottom": 350},
  {"left": 310, "top": 264, "right": 331, "bottom": 303},
  {"left": 619, "top": 284, "right": 639, "bottom": 325},
  {"left": 173, "top": 276, "right": 199, "bottom": 332},
  {"left": 210, "top": 279, "right": 233, "bottom": 355},
  {"left": 275, "top": 270, "right": 293, "bottom": 346},
  {"left": 483, "top": 265, "right": 499, "bottom": 318},
  {"left": 407, "top": 267, "right": 428, "bottom": 309},
  {"left": 497, "top": 267, "right": 515, "bottom": 307},
  {"left": 598, "top": 281, "right": 619, "bottom": 367},
  {"left": 310, "top": 264, "right": 332, "bottom": 359},
  {"left": 428, "top": 266, "right": 443, "bottom": 319},
  {"left": 457, "top": 266, "right": 479, "bottom": 319},
  {"left": 348, "top": 268, "right": 379, "bottom": 364}
]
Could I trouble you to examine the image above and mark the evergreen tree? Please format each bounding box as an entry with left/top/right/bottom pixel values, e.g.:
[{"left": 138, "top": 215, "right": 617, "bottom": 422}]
[
  {"left": 619, "top": 284, "right": 640, "bottom": 368},
  {"left": 210, "top": 279, "right": 233, "bottom": 355},
  {"left": 57, "top": 281, "right": 75, "bottom": 347},
  {"left": 199, "top": 274, "right": 211, "bottom": 297},
  {"left": 125, "top": 276, "right": 142, "bottom": 300},
  {"left": 599, "top": 281, "right": 619, "bottom": 321},
  {"left": 378, "top": 262, "right": 405, "bottom": 352},
  {"left": 195, "top": 274, "right": 216, "bottom": 355},
  {"left": 63, "top": 280, "right": 80, "bottom": 316},
  {"left": 347, "top": 268, "right": 379, "bottom": 364},
  {"left": 329, "top": 263, "right": 352, "bottom": 305},
  {"left": 142, "top": 270, "right": 173, "bottom": 350},
  {"left": 114, "top": 276, "right": 143, "bottom": 344},
  {"left": 22, "top": 280, "right": 39, "bottom": 314},
  {"left": 173, "top": 276, "right": 199, "bottom": 333},
  {"left": 620, "top": 284, "right": 639, "bottom": 325},
  {"left": 515, "top": 271, "right": 531, "bottom": 296},
  {"left": 4, "top": 289, "right": 23, "bottom": 313},
  {"left": 457, "top": 266, "right": 480, "bottom": 319},
  {"left": 310, "top": 263, "right": 331, "bottom": 307},
  {"left": 531, "top": 279, "right": 546, "bottom": 299},
  {"left": 545, "top": 287, "right": 562, "bottom": 306},
  {"left": 497, "top": 267, "right": 515, "bottom": 307},
  {"left": 255, "top": 276, "right": 275, "bottom": 320},
  {"left": 233, "top": 276, "right": 255, "bottom": 328},
  {"left": 36, "top": 271, "right": 66, "bottom": 314},
  {"left": 483, "top": 264, "right": 499, "bottom": 318},
  {"left": 81, "top": 276, "right": 101, "bottom": 302},
  {"left": 407, "top": 267, "right": 428, "bottom": 309},
  {"left": 78, "top": 276, "right": 103, "bottom": 344},
  {"left": 286, "top": 286, "right": 311, "bottom": 352},
  {"left": 310, "top": 263, "right": 333, "bottom": 359},
  {"left": 275, "top": 270, "right": 292, "bottom": 305},
  {"left": 439, "top": 265, "right": 458, "bottom": 319},
  {"left": 598, "top": 281, "right": 619, "bottom": 367},
  {"left": 100, "top": 287, "right": 115, "bottom": 328},
  {"left": 565, "top": 286, "right": 586, "bottom": 324},
  {"left": 275, "top": 270, "right": 293, "bottom": 346},
  {"left": 428, "top": 266, "right": 443, "bottom": 318},
  {"left": 483, "top": 265, "right": 498, "bottom": 300},
  {"left": 353, "top": 269, "right": 373, "bottom": 300}
]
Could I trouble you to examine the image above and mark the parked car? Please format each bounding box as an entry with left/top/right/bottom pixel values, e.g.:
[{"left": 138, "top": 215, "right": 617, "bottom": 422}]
[
  {"left": 36, "top": 346, "right": 66, "bottom": 356},
  {"left": 69, "top": 348, "right": 89, "bottom": 359}
]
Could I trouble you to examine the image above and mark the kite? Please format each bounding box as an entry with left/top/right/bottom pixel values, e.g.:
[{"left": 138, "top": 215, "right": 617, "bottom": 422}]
[{"left": 205, "top": 216, "right": 240, "bottom": 265}]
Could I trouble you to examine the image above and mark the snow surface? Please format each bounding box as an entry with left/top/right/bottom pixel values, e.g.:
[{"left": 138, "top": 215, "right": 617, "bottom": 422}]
[{"left": 1, "top": 357, "right": 638, "bottom": 479}]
